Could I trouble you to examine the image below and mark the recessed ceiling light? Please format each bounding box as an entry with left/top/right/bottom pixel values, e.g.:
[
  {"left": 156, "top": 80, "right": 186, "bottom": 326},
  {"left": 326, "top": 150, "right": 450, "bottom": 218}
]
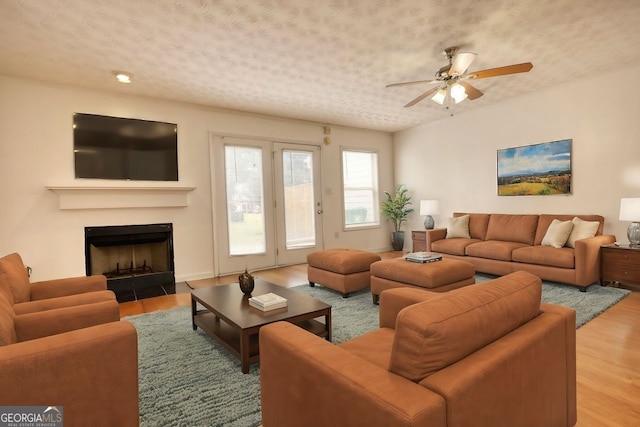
[{"left": 112, "top": 71, "right": 132, "bottom": 84}]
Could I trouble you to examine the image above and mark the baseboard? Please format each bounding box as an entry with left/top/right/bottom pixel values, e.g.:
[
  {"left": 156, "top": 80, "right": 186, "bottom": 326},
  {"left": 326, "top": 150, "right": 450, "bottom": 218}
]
[{"left": 176, "top": 271, "right": 216, "bottom": 283}]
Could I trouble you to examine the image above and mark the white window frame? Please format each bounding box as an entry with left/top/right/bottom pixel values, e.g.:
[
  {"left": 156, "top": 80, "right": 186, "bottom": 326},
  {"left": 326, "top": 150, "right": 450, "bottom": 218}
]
[{"left": 341, "top": 148, "right": 380, "bottom": 230}]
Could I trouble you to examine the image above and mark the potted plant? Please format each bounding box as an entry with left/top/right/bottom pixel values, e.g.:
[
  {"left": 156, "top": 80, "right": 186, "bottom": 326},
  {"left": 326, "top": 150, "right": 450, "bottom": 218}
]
[{"left": 380, "top": 185, "right": 414, "bottom": 251}]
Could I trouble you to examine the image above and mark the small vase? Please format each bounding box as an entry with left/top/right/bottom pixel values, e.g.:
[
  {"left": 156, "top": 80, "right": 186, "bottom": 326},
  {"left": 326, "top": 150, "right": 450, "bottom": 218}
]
[{"left": 238, "top": 269, "right": 255, "bottom": 295}]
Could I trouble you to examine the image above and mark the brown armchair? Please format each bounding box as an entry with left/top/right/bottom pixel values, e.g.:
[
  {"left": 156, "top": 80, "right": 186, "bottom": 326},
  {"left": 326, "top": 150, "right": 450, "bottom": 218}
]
[
  {"left": 0, "top": 282, "right": 139, "bottom": 427},
  {"left": 260, "top": 271, "right": 577, "bottom": 427},
  {"left": 0, "top": 253, "right": 115, "bottom": 315}
]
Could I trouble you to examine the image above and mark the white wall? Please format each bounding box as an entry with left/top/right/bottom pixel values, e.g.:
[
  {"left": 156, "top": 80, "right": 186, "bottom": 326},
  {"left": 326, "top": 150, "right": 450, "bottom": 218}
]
[
  {"left": 394, "top": 64, "right": 640, "bottom": 243},
  {"left": 0, "top": 75, "right": 394, "bottom": 282}
]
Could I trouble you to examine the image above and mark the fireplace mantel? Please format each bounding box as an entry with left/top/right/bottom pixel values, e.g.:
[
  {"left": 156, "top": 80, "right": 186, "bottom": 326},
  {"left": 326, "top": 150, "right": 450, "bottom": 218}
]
[{"left": 46, "top": 186, "right": 196, "bottom": 209}]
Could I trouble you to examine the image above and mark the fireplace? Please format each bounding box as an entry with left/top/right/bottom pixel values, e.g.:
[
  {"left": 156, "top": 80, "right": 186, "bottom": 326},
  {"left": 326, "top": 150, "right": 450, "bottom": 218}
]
[{"left": 85, "top": 223, "right": 175, "bottom": 302}]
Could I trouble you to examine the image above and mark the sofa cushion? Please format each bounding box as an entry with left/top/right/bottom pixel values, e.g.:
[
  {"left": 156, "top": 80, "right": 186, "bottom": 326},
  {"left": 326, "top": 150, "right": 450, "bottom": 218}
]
[
  {"left": 534, "top": 214, "right": 604, "bottom": 245},
  {"left": 338, "top": 327, "right": 395, "bottom": 371},
  {"left": 512, "top": 246, "right": 576, "bottom": 269},
  {"left": 465, "top": 240, "right": 530, "bottom": 261},
  {"left": 0, "top": 271, "right": 14, "bottom": 306},
  {"left": 566, "top": 217, "right": 599, "bottom": 248},
  {"left": 431, "top": 238, "right": 481, "bottom": 256},
  {"left": 446, "top": 215, "right": 470, "bottom": 239},
  {"left": 0, "top": 275, "right": 17, "bottom": 346},
  {"left": 485, "top": 214, "right": 539, "bottom": 245},
  {"left": 0, "top": 253, "right": 31, "bottom": 303},
  {"left": 541, "top": 219, "right": 574, "bottom": 248},
  {"left": 454, "top": 213, "right": 491, "bottom": 240},
  {"left": 389, "top": 271, "right": 542, "bottom": 382}
]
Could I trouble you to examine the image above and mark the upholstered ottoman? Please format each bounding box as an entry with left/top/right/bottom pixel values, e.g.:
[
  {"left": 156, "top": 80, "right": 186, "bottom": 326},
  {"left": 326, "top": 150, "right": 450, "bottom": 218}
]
[
  {"left": 370, "top": 257, "right": 475, "bottom": 303},
  {"left": 307, "top": 249, "right": 382, "bottom": 297}
]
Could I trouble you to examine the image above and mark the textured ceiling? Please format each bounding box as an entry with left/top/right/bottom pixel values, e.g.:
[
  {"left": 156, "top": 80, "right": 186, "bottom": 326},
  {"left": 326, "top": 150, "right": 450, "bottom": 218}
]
[{"left": 2, "top": 0, "right": 640, "bottom": 132}]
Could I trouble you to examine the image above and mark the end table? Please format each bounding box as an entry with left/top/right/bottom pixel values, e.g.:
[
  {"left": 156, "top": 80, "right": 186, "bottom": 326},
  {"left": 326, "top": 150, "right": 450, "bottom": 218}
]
[
  {"left": 601, "top": 243, "right": 640, "bottom": 287},
  {"left": 412, "top": 230, "right": 426, "bottom": 252}
]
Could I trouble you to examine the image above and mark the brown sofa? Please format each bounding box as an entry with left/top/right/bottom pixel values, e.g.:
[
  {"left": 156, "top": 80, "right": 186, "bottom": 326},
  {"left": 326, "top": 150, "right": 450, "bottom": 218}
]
[
  {"left": 0, "top": 267, "right": 139, "bottom": 427},
  {"left": 260, "top": 271, "right": 577, "bottom": 427},
  {"left": 426, "top": 213, "right": 616, "bottom": 291}
]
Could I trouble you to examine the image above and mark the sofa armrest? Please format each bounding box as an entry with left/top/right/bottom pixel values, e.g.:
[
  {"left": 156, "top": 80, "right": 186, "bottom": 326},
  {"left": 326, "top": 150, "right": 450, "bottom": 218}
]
[
  {"left": 260, "top": 322, "right": 446, "bottom": 427},
  {"left": 30, "top": 275, "right": 107, "bottom": 300},
  {"left": 379, "top": 287, "right": 441, "bottom": 329},
  {"left": 420, "top": 309, "right": 576, "bottom": 427},
  {"left": 0, "top": 321, "right": 138, "bottom": 427},
  {"left": 426, "top": 228, "right": 447, "bottom": 251},
  {"left": 15, "top": 300, "right": 120, "bottom": 342},
  {"left": 574, "top": 234, "right": 616, "bottom": 286}
]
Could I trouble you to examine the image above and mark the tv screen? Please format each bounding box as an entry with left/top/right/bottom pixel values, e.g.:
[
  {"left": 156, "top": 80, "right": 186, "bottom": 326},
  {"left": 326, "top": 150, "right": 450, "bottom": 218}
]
[{"left": 73, "top": 113, "right": 178, "bottom": 181}]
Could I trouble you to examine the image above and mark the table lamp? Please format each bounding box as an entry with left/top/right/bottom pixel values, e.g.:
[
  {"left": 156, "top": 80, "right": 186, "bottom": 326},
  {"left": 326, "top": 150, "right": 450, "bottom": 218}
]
[
  {"left": 619, "top": 198, "right": 640, "bottom": 246},
  {"left": 419, "top": 200, "right": 439, "bottom": 230}
]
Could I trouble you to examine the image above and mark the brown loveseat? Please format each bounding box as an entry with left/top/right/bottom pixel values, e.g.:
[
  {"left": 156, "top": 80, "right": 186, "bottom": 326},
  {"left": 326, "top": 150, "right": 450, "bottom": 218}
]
[
  {"left": 260, "top": 271, "right": 577, "bottom": 427},
  {"left": 0, "top": 259, "right": 139, "bottom": 427},
  {"left": 426, "top": 213, "right": 616, "bottom": 291}
]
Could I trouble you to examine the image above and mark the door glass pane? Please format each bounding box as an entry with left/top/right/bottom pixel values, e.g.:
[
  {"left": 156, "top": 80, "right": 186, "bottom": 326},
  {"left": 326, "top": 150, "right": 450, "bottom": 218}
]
[
  {"left": 282, "top": 150, "right": 316, "bottom": 249},
  {"left": 225, "top": 146, "right": 265, "bottom": 255}
]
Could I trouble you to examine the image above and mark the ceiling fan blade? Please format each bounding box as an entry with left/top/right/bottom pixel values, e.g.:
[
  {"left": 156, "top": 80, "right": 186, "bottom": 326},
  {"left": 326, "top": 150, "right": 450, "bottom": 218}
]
[
  {"left": 467, "top": 62, "right": 533, "bottom": 80},
  {"left": 404, "top": 86, "right": 440, "bottom": 108},
  {"left": 449, "top": 52, "right": 477, "bottom": 76},
  {"left": 386, "top": 79, "right": 439, "bottom": 88},
  {"left": 459, "top": 81, "right": 484, "bottom": 100}
]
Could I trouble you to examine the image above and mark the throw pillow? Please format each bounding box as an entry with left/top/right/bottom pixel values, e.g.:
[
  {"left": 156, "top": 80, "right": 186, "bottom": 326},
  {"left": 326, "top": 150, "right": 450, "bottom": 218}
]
[
  {"left": 541, "top": 219, "right": 574, "bottom": 248},
  {"left": 446, "top": 215, "right": 471, "bottom": 239},
  {"left": 565, "top": 217, "right": 599, "bottom": 248}
]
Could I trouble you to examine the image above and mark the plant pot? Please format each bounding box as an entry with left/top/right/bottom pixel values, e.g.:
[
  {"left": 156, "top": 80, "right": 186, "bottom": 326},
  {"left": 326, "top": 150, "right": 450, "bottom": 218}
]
[{"left": 391, "top": 231, "right": 405, "bottom": 251}]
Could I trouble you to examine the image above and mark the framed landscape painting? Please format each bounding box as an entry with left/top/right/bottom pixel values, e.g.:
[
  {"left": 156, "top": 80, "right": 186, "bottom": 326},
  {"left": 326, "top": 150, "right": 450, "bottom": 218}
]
[{"left": 497, "top": 139, "right": 572, "bottom": 196}]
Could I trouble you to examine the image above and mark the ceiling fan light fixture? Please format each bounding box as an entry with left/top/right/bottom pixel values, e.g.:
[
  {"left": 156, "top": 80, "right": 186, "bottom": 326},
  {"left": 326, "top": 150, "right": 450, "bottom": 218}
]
[
  {"left": 453, "top": 91, "right": 468, "bottom": 104},
  {"left": 431, "top": 88, "right": 447, "bottom": 105},
  {"left": 113, "top": 71, "right": 132, "bottom": 84},
  {"left": 450, "top": 83, "right": 466, "bottom": 99}
]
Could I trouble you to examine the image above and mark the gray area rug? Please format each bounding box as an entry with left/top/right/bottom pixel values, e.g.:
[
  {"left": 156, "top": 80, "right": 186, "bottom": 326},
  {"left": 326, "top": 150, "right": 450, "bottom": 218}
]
[
  {"left": 475, "top": 273, "right": 631, "bottom": 328},
  {"left": 126, "top": 279, "right": 630, "bottom": 426}
]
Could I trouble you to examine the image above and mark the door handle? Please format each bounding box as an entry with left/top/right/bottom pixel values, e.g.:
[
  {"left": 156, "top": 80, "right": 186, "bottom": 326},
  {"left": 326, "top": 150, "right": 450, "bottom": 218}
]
[{"left": 317, "top": 210, "right": 323, "bottom": 214}]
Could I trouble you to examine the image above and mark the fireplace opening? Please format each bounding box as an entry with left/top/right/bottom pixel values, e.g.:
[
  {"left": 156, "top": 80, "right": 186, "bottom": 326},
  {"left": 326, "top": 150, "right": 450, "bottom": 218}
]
[{"left": 85, "top": 223, "right": 175, "bottom": 302}]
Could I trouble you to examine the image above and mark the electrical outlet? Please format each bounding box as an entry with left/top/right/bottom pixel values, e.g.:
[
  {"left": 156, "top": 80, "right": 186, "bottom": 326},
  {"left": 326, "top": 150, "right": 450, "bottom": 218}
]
[{"left": 334, "top": 231, "right": 339, "bottom": 239}]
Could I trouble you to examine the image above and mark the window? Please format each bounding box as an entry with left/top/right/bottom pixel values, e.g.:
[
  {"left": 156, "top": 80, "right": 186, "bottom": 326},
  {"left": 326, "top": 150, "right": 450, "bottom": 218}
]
[{"left": 342, "top": 149, "right": 379, "bottom": 229}]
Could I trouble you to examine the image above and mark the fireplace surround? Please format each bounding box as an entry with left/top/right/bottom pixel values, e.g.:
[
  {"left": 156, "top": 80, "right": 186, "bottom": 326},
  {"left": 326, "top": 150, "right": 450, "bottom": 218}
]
[{"left": 85, "top": 223, "right": 175, "bottom": 301}]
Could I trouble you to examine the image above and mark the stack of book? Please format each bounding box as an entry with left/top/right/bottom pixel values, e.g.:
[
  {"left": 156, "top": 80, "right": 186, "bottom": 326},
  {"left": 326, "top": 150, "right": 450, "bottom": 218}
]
[
  {"left": 404, "top": 252, "right": 442, "bottom": 263},
  {"left": 248, "top": 293, "right": 288, "bottom": 311}
]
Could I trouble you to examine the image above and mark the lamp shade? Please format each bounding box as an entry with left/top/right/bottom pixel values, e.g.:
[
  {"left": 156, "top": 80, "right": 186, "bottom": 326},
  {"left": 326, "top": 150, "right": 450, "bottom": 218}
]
[
  {"left": 431, "top": 89, "right": 446, "bottom": 105},
  {"left": 619, "top": 198, "right": 640, "bottom": 221},
  {"left": 419, "top": 200, "right": 440, "bottom": 216}
]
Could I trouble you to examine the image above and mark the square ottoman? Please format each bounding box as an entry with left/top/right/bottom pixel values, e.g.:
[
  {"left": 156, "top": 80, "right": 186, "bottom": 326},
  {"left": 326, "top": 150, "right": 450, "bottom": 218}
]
[
  {"left": 370, "top": 257, "right": 475, "bottom": 303},
  {"left": 307, "top": 249, "right": 382, "bottom": 298}
]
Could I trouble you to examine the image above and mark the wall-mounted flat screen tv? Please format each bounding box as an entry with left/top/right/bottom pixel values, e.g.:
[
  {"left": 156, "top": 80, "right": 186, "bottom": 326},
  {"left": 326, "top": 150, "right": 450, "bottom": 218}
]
[{"left": 74, "top": 113, "right": 178, "bottom": 181}]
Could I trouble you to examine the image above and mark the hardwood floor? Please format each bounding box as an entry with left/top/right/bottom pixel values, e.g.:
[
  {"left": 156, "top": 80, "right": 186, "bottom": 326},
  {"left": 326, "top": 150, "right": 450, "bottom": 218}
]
[{"left": 119, "top": 252, "right": 640, "bottom": 426}]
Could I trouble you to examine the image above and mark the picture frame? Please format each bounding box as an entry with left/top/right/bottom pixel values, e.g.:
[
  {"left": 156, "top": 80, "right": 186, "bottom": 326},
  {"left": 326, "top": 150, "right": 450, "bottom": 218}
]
[{"left": 497, "top": 139, "right": 572, "bottom": 196}]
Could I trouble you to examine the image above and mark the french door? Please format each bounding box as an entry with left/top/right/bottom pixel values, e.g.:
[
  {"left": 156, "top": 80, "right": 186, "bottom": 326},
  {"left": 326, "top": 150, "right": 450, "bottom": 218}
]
[{"left": 211, "top": 136, "right": 323, "bottom": 275}]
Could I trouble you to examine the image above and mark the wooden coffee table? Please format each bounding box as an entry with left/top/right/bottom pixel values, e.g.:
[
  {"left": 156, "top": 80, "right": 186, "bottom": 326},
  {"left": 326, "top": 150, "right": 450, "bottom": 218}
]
[{"left": 191, "top": 279, "right": 332, "bottom": 373}]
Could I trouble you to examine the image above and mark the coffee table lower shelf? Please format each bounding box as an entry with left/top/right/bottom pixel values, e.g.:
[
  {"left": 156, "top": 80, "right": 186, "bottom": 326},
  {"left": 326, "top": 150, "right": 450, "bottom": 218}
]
[{"left": 193, "top": 310, "right": 329, "bottom": 372}]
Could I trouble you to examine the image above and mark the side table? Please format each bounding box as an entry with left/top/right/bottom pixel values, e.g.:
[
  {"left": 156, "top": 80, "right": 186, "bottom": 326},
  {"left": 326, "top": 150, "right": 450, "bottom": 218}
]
[
  {"left": 412, "top": 230, "right": 426, "bottom": 252},
  {"left": 601, "top": 244, "right": 640, "bottom": 287}
]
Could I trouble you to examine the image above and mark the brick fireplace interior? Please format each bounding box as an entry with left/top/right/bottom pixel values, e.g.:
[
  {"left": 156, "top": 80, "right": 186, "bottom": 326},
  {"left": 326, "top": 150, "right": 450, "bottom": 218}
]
[{"left": 85, "top": 223, "right": 176, "bottom": 302}]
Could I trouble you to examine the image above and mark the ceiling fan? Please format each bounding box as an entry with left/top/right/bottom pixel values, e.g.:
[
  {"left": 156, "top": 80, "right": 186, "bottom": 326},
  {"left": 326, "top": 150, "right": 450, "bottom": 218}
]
[{"left": 387, "top": 47, "right": 533, "bottom": 108}]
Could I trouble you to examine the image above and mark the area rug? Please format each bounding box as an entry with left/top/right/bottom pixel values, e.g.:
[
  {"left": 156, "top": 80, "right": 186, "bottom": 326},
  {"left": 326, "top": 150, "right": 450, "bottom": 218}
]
[
  {"left": 475, "top": 273, "right": 631, "bottom": 327},
  {"left": 126, "top": 279, "right": 630, "bottom": 426}
]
